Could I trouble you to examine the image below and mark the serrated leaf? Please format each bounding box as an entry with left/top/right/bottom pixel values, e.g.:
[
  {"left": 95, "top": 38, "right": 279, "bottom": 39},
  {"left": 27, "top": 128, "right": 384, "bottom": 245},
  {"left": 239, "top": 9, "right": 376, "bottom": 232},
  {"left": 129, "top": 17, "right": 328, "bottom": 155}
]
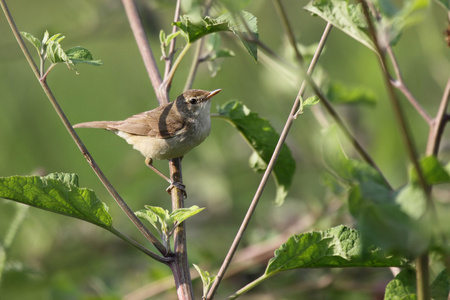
[
  {"left": 219, "top": 10, "right": 258, "bottom": 62},
  {"left": 65, "top": 46, "right": 103, "bottom": 66},
  {"left": 173, "top": 15, "right": 231, "bottom": 43},
  {"left": 0, "top": 173, "right": 112, "bottom": 229},
  {"left": 384, "top": 269, "right": 417, "bottom": 300},
  {"left": 305, "top": 0, "right": 429, "bottom": 51},
  {"left": 217, "top": 101, "right": 295, "bottom": 205},
  {"left": 193, "top": 264, "right": 217, "bottom": 299},
  {"left": 326, "top": 81, "right": 377, "bottom": 106},
  {"left": 265, "top": 225, "right": 405, "bottom": 276},
  {"left": 304, "top": 0, "right": 376, "bottom": 52},
  {"left": 20, "top": 32, "right": 42, "bottom": 54}
]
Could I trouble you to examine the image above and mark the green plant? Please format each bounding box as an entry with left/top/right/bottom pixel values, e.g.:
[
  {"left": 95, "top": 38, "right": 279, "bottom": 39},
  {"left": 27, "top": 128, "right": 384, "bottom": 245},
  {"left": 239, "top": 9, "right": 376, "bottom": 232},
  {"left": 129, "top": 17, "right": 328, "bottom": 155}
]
[{"left": 1, "top": 0, "right": 449, "bottom": 299}]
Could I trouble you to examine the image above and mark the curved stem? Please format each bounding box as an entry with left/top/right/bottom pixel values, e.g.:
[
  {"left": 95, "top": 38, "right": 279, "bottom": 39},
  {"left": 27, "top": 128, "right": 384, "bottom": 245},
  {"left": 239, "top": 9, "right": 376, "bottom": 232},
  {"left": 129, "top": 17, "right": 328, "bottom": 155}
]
[
  {"left": 109, "top": 228, "right": 172, "bottom": 264},
  {"left": 121, "top": 0, "right": 167, "bottom": 104},
  {"left": 160, "top": 43, "right": 192, "bottom": 93}
]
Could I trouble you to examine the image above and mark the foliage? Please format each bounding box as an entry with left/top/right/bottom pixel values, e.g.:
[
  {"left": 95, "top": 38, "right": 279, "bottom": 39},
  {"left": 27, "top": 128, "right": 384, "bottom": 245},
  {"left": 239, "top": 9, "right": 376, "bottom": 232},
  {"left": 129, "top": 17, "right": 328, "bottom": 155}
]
[{"left": 1, "top": 0, "right": 449, "bottom": 299}]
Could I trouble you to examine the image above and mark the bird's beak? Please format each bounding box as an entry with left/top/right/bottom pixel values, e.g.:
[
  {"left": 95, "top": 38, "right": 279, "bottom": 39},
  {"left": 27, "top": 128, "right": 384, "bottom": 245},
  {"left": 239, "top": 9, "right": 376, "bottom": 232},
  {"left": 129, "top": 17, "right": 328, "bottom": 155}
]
[{"left": 206, "top": 89, "right": 222, "bottom": 100}]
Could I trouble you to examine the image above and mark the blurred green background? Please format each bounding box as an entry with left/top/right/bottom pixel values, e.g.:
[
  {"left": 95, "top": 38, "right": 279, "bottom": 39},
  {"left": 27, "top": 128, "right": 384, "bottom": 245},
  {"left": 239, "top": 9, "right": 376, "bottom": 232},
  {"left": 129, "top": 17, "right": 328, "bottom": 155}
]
[{"left": 1, "top": 0, "right": 449, "bottom": 299}]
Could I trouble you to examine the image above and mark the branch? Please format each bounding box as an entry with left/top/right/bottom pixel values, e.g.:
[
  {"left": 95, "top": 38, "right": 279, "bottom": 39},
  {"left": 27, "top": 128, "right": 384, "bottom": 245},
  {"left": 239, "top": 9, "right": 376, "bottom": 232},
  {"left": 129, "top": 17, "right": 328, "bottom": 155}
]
[
  {"left": 426, "top": 78, "right": 450, "bottom": 156},
  {"left": 163, "top": 0, "right": 182, "bottom": 85},
  {"left": 121, "top": 0, "right": 168, "bottom": 104}
]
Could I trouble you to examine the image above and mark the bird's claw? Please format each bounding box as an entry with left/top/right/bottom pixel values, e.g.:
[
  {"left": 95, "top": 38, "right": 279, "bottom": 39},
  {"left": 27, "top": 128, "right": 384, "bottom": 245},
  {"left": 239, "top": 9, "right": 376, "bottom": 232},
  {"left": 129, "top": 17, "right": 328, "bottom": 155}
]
[{"left": 166, "top": 181, "right": 187, "bottom": 198}]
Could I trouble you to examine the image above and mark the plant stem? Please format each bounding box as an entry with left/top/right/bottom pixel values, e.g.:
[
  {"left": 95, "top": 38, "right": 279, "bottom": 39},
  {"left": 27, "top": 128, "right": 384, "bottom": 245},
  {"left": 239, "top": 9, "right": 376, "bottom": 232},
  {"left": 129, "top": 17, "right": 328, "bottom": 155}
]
[
  {"left": 161, "top": 42, "right": 192, "bottom": 93},
  {"left": 1, "top": 0, "right": 167, "bottom": 258},
  {"left": 121, "top": 0, "right": 168, "bottom": 104},
  {"left": 426, "top": 79, "right": 450, "bottom": 156},
  {"left": 121, "top": 1, "right": 194, "bottom": 298},
  {"left": 163, "top": 0, "right": 182, "bottom": 86},
  {"left": 272, "top": 0, "right": 303, "bottom": 64},
  {"left": 109, "top": 228, "right": 172, "bottom": 264},
  {"left": 206, "top": 22, "right": 332, "bottom": 300},
  {"left": 228, "top": 273, "right": 275, "bottom": 300}
]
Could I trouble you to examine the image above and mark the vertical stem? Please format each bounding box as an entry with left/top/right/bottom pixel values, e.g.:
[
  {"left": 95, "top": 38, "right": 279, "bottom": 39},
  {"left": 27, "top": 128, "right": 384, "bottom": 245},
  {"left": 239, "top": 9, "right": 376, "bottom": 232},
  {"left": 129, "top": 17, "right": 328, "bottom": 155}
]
[
  {"left": 416, "top": 255, "right": 430, "bottom": 300},
  {"left": 169, "top": 158, "right": 194, "bottom": 300}
]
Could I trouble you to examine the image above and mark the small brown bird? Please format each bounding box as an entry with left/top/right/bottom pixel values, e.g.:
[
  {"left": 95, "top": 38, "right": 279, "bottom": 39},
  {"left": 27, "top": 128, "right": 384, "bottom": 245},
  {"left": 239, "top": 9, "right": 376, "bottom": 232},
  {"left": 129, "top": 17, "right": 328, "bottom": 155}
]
[{"left": 74, "top": 89, "right": 221, "bottom": 194}]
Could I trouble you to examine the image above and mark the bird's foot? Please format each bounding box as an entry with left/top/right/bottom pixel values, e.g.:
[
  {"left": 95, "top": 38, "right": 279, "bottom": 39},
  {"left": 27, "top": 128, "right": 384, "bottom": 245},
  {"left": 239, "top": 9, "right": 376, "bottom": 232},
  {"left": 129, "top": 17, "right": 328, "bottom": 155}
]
[{"left": 166, "top": 181, "right": 187, "bottom": 198}]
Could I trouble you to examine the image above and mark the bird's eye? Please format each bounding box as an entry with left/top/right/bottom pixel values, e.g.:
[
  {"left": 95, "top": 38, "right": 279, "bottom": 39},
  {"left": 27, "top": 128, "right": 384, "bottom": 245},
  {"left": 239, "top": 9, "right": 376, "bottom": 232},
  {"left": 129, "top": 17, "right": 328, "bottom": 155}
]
[{"left": 188, "top": 98, "right": 198, "bottom": 104}]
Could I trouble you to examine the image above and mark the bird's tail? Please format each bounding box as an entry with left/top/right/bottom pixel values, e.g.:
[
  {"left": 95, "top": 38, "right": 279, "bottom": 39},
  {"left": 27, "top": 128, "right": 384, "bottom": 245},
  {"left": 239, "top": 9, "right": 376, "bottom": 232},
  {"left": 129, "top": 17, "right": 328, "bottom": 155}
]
[{"left": 73, "top": 121, "right": 119, "bottom": 129}]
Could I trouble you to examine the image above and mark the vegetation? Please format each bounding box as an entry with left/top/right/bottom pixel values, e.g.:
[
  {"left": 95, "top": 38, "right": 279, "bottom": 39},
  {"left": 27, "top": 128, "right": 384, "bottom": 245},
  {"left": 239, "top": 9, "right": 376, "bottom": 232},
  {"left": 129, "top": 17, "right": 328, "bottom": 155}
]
[{"left": 0, "top": 0, "right": 449, "bottom": 299}]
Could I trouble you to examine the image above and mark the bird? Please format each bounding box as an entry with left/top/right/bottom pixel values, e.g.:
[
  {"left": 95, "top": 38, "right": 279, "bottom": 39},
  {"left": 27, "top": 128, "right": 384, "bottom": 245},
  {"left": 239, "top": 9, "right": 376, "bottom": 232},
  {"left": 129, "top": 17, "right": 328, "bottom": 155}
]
[{"left": 74, "top": 89, "right": 221, "bottom": 196}]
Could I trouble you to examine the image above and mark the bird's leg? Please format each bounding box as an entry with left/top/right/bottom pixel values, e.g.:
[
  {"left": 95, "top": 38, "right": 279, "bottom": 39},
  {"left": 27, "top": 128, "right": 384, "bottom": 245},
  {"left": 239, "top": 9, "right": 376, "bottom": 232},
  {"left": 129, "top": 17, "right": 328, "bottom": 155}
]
[{"left": 145, "top": 158, "right": 187, "bottom": 198}]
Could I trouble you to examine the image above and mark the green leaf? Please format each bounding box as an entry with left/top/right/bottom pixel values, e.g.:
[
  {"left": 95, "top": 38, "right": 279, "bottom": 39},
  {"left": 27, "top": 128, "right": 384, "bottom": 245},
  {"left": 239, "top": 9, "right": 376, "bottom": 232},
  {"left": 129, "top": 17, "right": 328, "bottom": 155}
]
[
  {"left": 430, "top": 269, "right": 450, "bottom": 300},
  {"left": 65, "top": 46, "right": 103, "bottom": 66},
  {"left": 304, "top": 0, "right": 376, "bottom": 52},
  {"left": 217, "top": 101, "right": 296, "bottom": 205},
  {"left": 265, "top": 225, "right": 405, "bottom": 275},
  {"left": 304, "top": 0, "right": 429, "bottom": 51},
  {"left": 410, "top": 156, "right": 450, "bottom": 185},
  {"left": 384, "top": 269, "right": 417, "bottom": 300},
  {"left": 322, "top": 126, "right": 430, "bottom": 256},
  {"left": 204, "top": 33, "right": 235, "bottom": 77},
  {"left": 219, "top": 10, "right": 258, "bottom": 62},
  {"left": 0, "top": 173, "right": 112, "bottom": 229},
  {"left": 20, "top": 31, "right": 42, "bottom": 55},
  {"left": 193, "top": 264, "right": 217, "bottom": 299},
  {"left": 322, "top": 126, "right": 388, "bottom": 188},
  {"left": 325, "top": 81, "right": 377, "bottom": 106},
  {"left": 46, "top": 40, "right": 70, "bottom": 64},
  {"left": 173, "top": 15, "right": 231, "bottom": 43},
  {"left": 169, "top": 205, "right": 205, "bottom": 226},
  {"left": 136, "top": 205, "right": 204, "bottom": 247},
  {"left": 348, "top": 184, "right": 429, "bottom": 257},
  {"left": 434, "top": 0, "right": 449, "bottom": 9}
]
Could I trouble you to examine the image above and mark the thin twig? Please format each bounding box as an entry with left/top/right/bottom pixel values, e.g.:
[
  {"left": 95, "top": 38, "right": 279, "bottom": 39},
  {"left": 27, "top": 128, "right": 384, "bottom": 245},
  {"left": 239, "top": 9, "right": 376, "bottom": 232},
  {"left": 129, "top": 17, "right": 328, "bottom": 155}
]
[
  {"left": 206, "top": 22, "right": 333, "bottom": 300},
  {"left": 163, "top": 0, "right": 182, "bottom": 86},
  {"left": 272, "top": 0, "right": 303, "bottom": 64},
  {"left": 426, "top": 78, "right": 450, "bottom": 156},
  {"left": 1, "top": 0, "right": 169, "bottom": 259},
  {"left": 121, "top": 0, "right": 168, "bottom": 104}
]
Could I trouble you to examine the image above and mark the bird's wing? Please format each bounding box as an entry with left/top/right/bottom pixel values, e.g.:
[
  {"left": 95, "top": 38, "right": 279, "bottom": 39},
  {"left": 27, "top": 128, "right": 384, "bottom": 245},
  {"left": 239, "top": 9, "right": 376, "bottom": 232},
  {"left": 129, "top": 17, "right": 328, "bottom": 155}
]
[{"left": 112, "top": 103, "right": 187, "bottom": 139}]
